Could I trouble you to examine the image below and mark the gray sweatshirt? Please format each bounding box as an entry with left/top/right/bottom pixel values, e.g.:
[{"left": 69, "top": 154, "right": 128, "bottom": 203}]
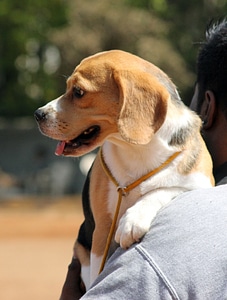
[{"left": 82, "top": 184, "right": 227, "bottom": 299}]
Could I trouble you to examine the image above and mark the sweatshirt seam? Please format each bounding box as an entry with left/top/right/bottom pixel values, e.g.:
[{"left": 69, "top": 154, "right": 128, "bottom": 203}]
[{"left": 136, "top": 244, "right": 180, "bottom": 300}]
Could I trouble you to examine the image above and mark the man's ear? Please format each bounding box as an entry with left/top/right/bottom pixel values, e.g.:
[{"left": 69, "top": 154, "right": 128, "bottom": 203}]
[
  {"left": 201, "top": 90, "right": 217, "bottom": 129},
  {"left": 113, "top": 70, "right": 168, "bottom": 144}
]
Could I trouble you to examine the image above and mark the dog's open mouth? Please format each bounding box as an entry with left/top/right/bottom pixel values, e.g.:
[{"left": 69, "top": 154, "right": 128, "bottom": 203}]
[{"left": 55, "top": 125, "right": 100, "bottom": 156}]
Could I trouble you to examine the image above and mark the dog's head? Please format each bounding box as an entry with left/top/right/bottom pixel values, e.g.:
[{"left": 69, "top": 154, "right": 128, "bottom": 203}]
[{"left": 35, "top": 50, "right": 179, "bottom": 157}]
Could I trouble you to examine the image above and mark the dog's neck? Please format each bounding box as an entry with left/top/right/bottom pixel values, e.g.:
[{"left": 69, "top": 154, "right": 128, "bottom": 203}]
[
  {"left": 102, "top": 105, "right": 197, "bottom": 185},
  {"left": 102, "top": 133, "right": 175, "bottom": 185}
]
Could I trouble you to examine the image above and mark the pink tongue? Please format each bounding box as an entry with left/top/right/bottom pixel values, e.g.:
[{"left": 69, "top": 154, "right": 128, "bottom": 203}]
[{"left": 55, "top": 141, "right": 66, "bottom": 156}]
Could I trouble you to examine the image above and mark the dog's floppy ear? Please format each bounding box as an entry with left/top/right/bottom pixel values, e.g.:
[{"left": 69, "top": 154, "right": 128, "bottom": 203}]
[{"left": 113, "top": 70, "right": 168, "bottom": 144}]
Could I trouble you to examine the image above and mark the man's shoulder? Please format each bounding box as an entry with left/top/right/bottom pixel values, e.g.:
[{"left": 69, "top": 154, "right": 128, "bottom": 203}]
[
  {"left": 150, "top": 184, "right": 227, "bottom": 235},
  {"left": 172, "top": 184, "right": 227, "bottom": 206},
  {"left": 138, "top": 184, "right": 227, "bottom": 298}
]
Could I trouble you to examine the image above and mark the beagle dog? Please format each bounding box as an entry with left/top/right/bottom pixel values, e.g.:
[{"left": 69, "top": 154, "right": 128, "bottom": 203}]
[{"left": 35, "top": 50, "right": 214, "bottom": 290}]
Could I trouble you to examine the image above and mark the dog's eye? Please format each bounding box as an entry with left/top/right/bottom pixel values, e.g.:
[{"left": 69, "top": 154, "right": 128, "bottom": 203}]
[{"left": 73, "top": 86, "right": 84, "bottom": 98}]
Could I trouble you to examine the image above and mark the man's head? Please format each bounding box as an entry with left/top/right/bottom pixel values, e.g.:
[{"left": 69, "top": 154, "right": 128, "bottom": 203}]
[
  {"left": 190, "top": 19, "right": 227, "bottom": 174},
  {"left": 191, "top": 19, "right": 227, "bottom": 116}
]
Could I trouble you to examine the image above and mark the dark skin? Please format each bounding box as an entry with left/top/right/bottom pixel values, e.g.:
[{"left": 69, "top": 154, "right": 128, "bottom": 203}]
[
  {"left": 190, "top": 84, "right": 227, "bottom": 171},
  {"left": 59, "top": 257, "right": 86, "bottom": 300}
]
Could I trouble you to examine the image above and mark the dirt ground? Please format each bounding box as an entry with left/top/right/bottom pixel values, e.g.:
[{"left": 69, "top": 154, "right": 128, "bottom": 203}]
[{"left": 0, "top": 195, "right": 84, "bottom": 300}]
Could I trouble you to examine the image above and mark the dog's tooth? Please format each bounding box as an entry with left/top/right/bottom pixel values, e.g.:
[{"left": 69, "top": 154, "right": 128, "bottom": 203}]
[
  {"left": 73, "top": 141, "right": 81, "bottom": 147},
  {"left": 84, "top": 128, "right": 93, "bottom": 135}
]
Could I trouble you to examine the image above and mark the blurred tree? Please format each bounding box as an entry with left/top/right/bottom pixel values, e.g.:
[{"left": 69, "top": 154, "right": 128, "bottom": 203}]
[
  {"left": 51, "top": 0, "right": 194, "bottom": 102},
  {"left": 124, "top": 0, "right": 227, "bottom": 103},
  {"left": 1, "top": 0, "right": 227, "bottom": 117},
  {"left": 0, "top": 0, "right": 68, "bottom": 118}
]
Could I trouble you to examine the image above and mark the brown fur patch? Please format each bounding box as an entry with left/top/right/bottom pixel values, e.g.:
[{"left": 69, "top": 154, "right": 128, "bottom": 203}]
[
  {"left": 89, "top": 156, "right": 113, "bottom": 257},
  {"left": 178, "top": 133, "right": 214, "bottom": 186},
  {"left": 114, "top": 70, "right": 168, "bottom": 145},
  {"left": 74, "top": 241, "right": 90, "bottom": 266}
]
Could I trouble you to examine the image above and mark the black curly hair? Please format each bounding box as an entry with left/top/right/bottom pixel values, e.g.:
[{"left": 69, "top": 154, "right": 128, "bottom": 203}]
[{"left": 196, "top": 18, "right": 227, "bottom": 118}]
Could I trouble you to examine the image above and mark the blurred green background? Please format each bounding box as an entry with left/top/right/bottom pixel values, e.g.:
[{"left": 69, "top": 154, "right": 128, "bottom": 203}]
[
  {"left": 0, "top": 3, "right": 227, "bottom": 299},
  {"left": 1, "top": 0, "right": 227, "bottom": 118},
  {"left": 0, "top": 0, "right": 226, "bottom": 196}
]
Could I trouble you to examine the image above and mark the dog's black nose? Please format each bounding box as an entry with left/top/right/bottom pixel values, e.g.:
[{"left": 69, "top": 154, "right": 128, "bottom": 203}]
[{"left": 34, "top": 109, "right": 46, "bottom": 122}]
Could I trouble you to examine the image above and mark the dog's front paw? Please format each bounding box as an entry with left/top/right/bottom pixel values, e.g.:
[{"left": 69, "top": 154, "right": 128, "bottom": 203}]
[{"left": 115, "top": 206, "right": 152, "bottom": 249}]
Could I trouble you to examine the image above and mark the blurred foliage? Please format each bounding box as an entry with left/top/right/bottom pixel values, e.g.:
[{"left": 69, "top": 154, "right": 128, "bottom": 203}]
[
  {"left": 52, "top": 0, "right": 193, "bottom": 101},
  {"left": 0, "top": 0, "right": 68, "bottom": 117},
  {"left": 1, "top": 0, "right": 227, "bottom": 118}
]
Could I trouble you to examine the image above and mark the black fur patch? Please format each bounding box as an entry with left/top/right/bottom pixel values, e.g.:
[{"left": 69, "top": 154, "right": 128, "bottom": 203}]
[
  {"left": 168, "top": 125, "right": 194, "bottom": 147},
  {"left": 77, "top": 167, "right": 95, "bottom": 251}
]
